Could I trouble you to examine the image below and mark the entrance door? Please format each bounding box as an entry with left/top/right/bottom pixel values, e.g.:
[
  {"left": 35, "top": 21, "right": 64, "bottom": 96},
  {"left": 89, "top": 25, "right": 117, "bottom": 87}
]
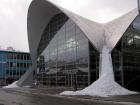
[
  {"left": 67, "top": 74, "right": 73, "bottom": 87},
  {"left": 66, "top": 73, "right": 77, "bottom": 90}
]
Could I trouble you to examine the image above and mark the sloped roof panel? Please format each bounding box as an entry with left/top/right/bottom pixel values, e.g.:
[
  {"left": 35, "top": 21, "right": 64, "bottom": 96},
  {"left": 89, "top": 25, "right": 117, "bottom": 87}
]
[
  {"left": 104, "top": 9, "right": 138, "bottom": 50},
  {"left": 28, "top": 0, "right": 138, "bottom": 57}
]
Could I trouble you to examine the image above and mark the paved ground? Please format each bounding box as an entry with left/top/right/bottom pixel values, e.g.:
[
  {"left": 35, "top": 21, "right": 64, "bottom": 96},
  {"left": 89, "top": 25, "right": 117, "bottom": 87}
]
[{"left": 0, "top": 87, "right": 139, "bottom": 105}]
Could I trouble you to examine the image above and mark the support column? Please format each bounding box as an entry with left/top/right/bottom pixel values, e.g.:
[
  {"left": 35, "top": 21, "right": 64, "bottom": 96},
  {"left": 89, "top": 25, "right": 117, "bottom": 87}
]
[{"left": 60, "top": 46, "right": 137, "bottom": 97}]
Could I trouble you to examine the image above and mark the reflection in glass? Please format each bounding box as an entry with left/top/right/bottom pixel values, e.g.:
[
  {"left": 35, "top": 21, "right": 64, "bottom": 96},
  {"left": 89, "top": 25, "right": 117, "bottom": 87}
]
[
  {"left": 112, "top": 15, "right": 140, "bottom": 91},
  {"left": 36, "top": 13, "right": 99, "bottom": 88},
  {"left": 38, "top": 14, "right": 92, "bottom": 86}
]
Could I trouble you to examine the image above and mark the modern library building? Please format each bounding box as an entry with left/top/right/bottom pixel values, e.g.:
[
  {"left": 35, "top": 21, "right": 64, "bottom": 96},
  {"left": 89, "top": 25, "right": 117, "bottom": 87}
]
[{"left": 24, "top": 0, "right": 140, "bottom": 92}]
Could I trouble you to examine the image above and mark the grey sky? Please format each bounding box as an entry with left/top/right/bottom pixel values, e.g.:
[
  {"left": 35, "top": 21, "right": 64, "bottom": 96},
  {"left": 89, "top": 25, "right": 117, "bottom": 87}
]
[
  {"left": 0, "top": 0, "right": 31, "bottom": 52},
  {"left": 0, "top": 0, "right": 137, "bottom": 52},
  {"left": 50, "top": 0, "right": 137, "bottom": 22}
]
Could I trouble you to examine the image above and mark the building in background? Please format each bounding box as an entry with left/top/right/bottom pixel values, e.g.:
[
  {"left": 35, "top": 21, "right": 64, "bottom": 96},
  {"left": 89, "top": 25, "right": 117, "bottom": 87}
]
[{"left": 0, "top": 50, "right": 32, "bottom": 85}]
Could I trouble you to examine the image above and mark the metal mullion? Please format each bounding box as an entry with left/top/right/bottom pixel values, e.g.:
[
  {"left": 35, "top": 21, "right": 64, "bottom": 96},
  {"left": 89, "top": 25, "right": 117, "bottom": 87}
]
[
  {"left": 11, "top": 54, "right": 13, "bottom": 78},
  {"left": 15, "top": 54, "right": 17, "bottom": 79},
  {"left": 1, "top": 54, "right": 4, "bottom": 80},
  {"left": 55, "top": 30, "right": 58, "bottom": 86},
  {"left": 8, "top": 55, "right": 10, "bottom": 78},
  {"left": 121, "top": 38, "right": 124, "bottom": 86},
  {"left": 25, "top": 54, "right": 27, "bottom": 73},
  {"left": 64, "top": 21, "right": 67, "bottom": 86},
  {"left": 74, "top": 24, "right": 78, "bottom": 87},
  {"left": 19, "top": 54, "right": 21, "bottom": 77},
  {"left": 87, "top": 41, "right": 90, "bottom": 85}
]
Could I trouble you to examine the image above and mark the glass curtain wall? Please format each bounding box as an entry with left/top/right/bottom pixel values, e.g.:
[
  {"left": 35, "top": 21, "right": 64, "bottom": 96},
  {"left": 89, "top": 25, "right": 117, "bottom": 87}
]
[
  {"left": 112, "top": 15, "right": 140, "bottom": 91},
  {"left": 89, "top": 43, "right": 99, "bottom": 84},
  {"left": 37, "top": 13, "right": 99, "bottom": 87},
  {"left": 37, "top": 13, "right": 140, "bottom": 91}
]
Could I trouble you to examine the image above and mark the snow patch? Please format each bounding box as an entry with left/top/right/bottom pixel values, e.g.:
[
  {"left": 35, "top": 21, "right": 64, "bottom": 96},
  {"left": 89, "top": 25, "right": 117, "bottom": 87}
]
[
  {"left": 3, "top": 81, "right": 19, "bottom": 88},
  {"left": 60, "top": 46, "right": 138, "bottom": 97},
  {"left": 22, "top": 85, "right": 32, "bottom": 88}
]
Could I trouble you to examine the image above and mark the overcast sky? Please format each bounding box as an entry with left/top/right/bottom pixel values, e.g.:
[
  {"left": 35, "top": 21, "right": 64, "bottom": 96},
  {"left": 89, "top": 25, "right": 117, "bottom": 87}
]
[{"left": 0, "top": 0, "right": 137, "bottom": 52}]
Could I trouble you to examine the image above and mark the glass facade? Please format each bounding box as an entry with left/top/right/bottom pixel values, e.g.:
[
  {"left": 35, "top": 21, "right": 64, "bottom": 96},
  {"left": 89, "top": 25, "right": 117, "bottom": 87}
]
[
  {"left": 37, "top": 13, "right": 140, "bottom": 91},
  {"left": 37, "top": 13, "right": 68, "bottom": 56},
  {"left": 112, "top": 15, "right": 140, "bottom": 91},
  {"left": 37, "top": 13, "right": 99, "bottom": 87},
  {"left": 0, "top": 51, "right": 32, "bottom": 85}
]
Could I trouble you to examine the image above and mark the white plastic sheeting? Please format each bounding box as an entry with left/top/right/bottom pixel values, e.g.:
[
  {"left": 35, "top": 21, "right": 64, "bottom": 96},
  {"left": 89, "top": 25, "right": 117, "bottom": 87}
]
[{"left": 60, "top": 46, "right": 137, "bottom": 97}]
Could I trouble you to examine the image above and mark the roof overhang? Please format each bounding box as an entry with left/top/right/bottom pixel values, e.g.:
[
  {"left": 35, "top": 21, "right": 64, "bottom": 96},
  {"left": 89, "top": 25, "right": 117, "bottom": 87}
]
[{"left": 28, "top": 0, "right": 138, "bottom": 64}]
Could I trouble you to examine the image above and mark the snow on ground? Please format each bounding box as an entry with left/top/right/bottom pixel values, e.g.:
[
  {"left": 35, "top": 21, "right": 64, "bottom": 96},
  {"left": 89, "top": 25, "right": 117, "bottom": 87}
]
[
  {"left": 22, "top": 86, "right": 32, "bottom": 88},
  {"left": 3, "top": 81, "right": 19, "bottom": 88},
  {"left": 60, "top": 46, "right": 138, "bottom": 97}
]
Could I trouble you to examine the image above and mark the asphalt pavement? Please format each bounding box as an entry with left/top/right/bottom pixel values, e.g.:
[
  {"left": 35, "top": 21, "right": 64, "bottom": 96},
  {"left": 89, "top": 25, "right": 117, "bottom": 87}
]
[{"left": 0, "top": 87, "right": 139, "bottom": 105}]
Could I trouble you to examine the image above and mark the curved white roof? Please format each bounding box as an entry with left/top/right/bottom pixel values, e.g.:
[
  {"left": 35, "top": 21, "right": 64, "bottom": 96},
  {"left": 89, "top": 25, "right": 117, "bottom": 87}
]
[
  {"left": 49, "top": 0, "right": 137, "bottom": 23},
  {"left": 27, "top": 0, "right": 138, "bottom": 56}
]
